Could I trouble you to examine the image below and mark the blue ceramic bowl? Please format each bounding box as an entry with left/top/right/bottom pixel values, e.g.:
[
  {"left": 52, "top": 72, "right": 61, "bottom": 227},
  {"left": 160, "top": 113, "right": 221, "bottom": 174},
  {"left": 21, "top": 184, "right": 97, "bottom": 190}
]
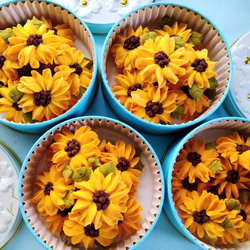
[
  {"left": 163, "top": 116, "right": 250, "bottom": 249},
  {"left": 0, "top": 0, "right": 98, "bottom": 134},
  {"left": 101, "top": 3, "right": 232, "bottom": 135},
  {"left": 18, "top": 115, "right": 164, "bottom": 250}
]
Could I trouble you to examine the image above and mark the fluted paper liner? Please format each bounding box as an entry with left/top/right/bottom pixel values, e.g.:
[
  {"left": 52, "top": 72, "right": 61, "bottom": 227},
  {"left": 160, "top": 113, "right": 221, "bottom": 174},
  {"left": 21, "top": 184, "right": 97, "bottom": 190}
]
[
  {"left": 20, "top": 118, "right": 163, "bottom": 250},
  {"left": 103, "top": 4, "right": 231, "bottom": 125},
  {"left": 172, "top": 118, "right": 250, "bottom": 249},
  {"left": 0, "top": 0, "right": 96, "bottom": 122}
]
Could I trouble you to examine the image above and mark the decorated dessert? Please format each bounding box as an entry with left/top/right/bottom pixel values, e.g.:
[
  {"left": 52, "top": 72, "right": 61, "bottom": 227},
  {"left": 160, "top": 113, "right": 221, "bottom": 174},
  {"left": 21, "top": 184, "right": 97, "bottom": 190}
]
[
  {"left": 31, "top": 124, "right": 144, "bottom": 249},
  {"left": 0, "top": 16, "right": 92, "bottom": 124},
  {"left": 110, "top": 15, "right": 218, "bottom": 124},
  {"left": 172, "top": 131, "right": 250, "bottom": 247}
]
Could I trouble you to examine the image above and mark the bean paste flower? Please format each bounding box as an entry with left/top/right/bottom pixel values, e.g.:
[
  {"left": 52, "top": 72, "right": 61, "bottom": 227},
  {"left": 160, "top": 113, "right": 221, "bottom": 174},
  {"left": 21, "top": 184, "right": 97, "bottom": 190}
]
[
  {"left": 50, "top": 125, "right": 101, "bottom": 172},
  {"left": 31, "top": 164, "right": 73, "bottom": 216},
  {"left": 216, "top": 131, "right": 250, "bottom": 170},
  {"left": 133, "top": 33, "right": 188, "bottom": 88},
  {"left": 180, "top": 190, "right": 228, "bottom": 240},
  {"left": 69, "top": 168, "right": 130, "bottom": 229},
  {"left": 17, "top": 68, "right": 71, "bottom": 122},
  {"left": 174, "top": 139, "right": 220, "bottom": 183}
]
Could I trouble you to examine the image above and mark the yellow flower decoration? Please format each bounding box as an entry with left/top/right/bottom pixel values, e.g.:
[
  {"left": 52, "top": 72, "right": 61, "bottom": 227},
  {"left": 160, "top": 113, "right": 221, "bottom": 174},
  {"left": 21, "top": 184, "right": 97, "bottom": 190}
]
[
  {"left": 40, "top": 16, "right": 74, "bottom": 46},
  {"left": 171, "top": 174, "right": 210, "bottom": 206},
  {"left": 181, "top": 47, "right": 217, "bottom": 89},
  {"left": 0, "top": 37, "right": 18, "bottom": 85},
  {"left": 239, "top": 201, "right": 250, "bottom": 242},
  {"left": 216, "top": 131, "right": 250, "bottom": 170},
  {"left": 54, "top": 47, "right": 92, "bottom": 96},
  {"left": 70, "top": 168, "right": 130, "bottom": 229},
  {"left": 50, "top": 125, "right": 101, "bottom": 172},
  {"left": 112, "top": 69, "right": 147, "bottom": 110},
  {"left": 0, "top": 80, "right": 26, "bottom": 123},
  {"left": 154, "top": 21, "right": 192, "bottom": 43},
  {"left": 130, "top": 85, "right": 177, "bottom": 124},
  {"left": 212, "top": 157, "right": 250, "bottom": 199},
  {"left": 168, "top": 82, "right": 209, "bottom": 121},
  {"left": 111, "top": 25, "right": 149, "bottom": 70},
  {"left": 133, "top": 33, "right": 188, "bottom": 88},
  {"left": 216, "top": 207, "right": 244, "bottom": 245},
  {"left": 31, "top": 164, "right": 73, "bottom": 216},
  {"left": 17, "top": 68, "right": 71, "bottom": 121},
  {"left": 63, "top": 220, "right": 118, "bottom": 249},
  {"left": 179, "top": 190, "right": 228, "bottom": 240},
  {"left": 118, "top": 195, "right": 142, "bottom": 238},
  {"left": 6, "top": 20, "right": 60, "bottom": 68},
  {"left": 174, "top": 139, "right": 219, "bottom": 183}
]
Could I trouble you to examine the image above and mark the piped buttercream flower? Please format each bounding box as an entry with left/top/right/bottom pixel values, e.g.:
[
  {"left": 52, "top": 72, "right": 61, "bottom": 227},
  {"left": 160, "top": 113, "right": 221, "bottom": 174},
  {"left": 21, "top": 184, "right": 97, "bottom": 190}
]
[
  {"left": 174, "top": 139, "right": 220, "bottom": 183},
  {"left": 181, "top": 47, "right": 217, "bottom": 89},
  {"left": 0, "top": 80, "right": 26, "bottom": 123},
  {"left": 133, "top": 33, "right": 188, "bottom": 88},
  {"left": 54, "top": 47, "right": 92, "bottom": 96},
  {"left": 63, "top": 220, "right": 118, "bottom": 249},
  {"left": 6, "top": 20, "right": 60, "bottom": 69},
  {"left": 179, "top": 190, "right": 228, "bottom": 240},
  {"left": 69, "top": 168, "right": 130, "bottom": 229},
  {"left": 130, "top": 85, "right": 177, "bottom": 124},
  {"left": 50, "top": 125, "right": 100, "bottom": 172},
  {"left": 239, "top": 201, "right": 250, "bottom": 242},
  {"left": 31, "top": 164, "right": 73, "bottom": 216},
  {"left": 17, "top": 68, "right": 71, "bottom": 122},
  {"left": 216, "top": 131, "right": 250, "bottom": 170},
  {"left": 112, "top": 69, "right": 147, "bottom": 110},
  {"left": 111, "top": 25, "right": 149, "bottom": 70},
  {"left": 212, "top": 157, "right": 250, "bottom": 199}
]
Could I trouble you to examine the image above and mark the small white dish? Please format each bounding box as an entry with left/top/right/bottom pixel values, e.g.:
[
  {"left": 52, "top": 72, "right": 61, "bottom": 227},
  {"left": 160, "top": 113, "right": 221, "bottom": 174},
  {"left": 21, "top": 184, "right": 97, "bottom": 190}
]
[
  {"left": 224, "top": 32, "right": 250, "bottom": 118},
  {"left": 0, "top": 141, "right": 22, "bottom": 249}
]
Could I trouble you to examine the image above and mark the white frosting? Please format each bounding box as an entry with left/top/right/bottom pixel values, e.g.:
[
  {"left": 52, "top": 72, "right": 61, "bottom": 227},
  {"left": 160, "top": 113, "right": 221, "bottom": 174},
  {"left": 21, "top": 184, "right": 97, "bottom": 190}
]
[
  {"left": 0, "top": 161, "right": 14, "bottom": 193},
  {"left": 52, "top": 0, "right": 153, "bottom": 24},
  {"left": 230, "top": 32, "right": 250, "bottom": 118}
]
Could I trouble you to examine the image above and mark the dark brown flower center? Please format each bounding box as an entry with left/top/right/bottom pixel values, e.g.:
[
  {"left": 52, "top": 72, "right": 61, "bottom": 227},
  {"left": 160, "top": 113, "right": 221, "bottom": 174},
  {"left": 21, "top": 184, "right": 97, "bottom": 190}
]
[
  {"left": 70, "top": 63, "right": 83, "bottom": 75},
  {"left": 154, "top": 51, "right": 170, "bottom": 68},
  {"left": 84, "top": 223, "right": 99, "bottom": 238},
  {"left": 236, "top": 144, "right": 250, "bottom": 154},
  {"left": 182, "top": 177, "right": 198, "bottom": 192},
  {"left": 44, "top": 182, "right": 53, "bottom": 195},
  {"left": 58, "top": 206, "right": 73, "bottom": 217},
  {"left": 34, "top": 90, "right": 51, "bottom": 107},
  {"left": 46, "top": 28, "right": 58, "bottom": 35},
  {"left": 127, "top": 83, "right": 142, "bottom": 96},
  {"left": 239, "top": 209, "right": 247, "bottom": 221},
  {"left": 123, "top": 35, "right": 140, "bottom": 50},
  {"left": 26, "top": 34, "right": 43, "bottom": 46},
  {"left": 191, "top": 58, "right": 208, "bottom": 72},
  {"left": 93, "top": 190, "right": 110, "bottom": 211},
  {"left": 12, "top": 102, "right": 22, "bottom": 111},
  {"left": 145, "top": 101, "right": 163, "bottom": 117},
  {"left": 187, "top": 152, "right": 201, "bottom": 166},
  {"left": 226, "top": 169, "right": 240, "bottom": 184},
  {"left": 64, "top": 139, "right": 81, "bottom": 157},
  {"left": 117, "top": 157, "right": 130, "bottom": 172},
  {"left": 193, "top": 210, "right": 210, "bottom": 225},
  {"left": 0, "top": 54, "right": 6, "bottom": 69}
]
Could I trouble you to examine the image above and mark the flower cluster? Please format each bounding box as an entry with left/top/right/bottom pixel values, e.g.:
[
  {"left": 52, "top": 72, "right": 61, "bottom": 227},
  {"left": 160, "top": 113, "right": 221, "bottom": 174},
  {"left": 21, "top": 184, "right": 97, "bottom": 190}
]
[
  {"left": 32, "top": 125, "right": 143, "bottom": 249},
  {"left": 0, "top": 16, "right": 92, "bottom": 123},
  {"left": 172, "top": 131, "right": 250, "bottom": 246},
  {"left": 111, "top": 16, "right": 218, "bottom": 124}
]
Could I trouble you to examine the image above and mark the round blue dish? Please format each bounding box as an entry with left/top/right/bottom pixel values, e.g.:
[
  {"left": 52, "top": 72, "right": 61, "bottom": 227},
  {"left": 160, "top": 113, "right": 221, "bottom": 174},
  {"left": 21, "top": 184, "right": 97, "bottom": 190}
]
[
  {"left": 101, "top": 2, "right": 232, "bottom": 134},
  {"left": 162, "top": 116, "right": 250, "bottom": 250},
  {"left": 18, "top": 115, "right": 164, "bottom": 250},
  {"left": 0, "top": 0, "right": 98, "bottom": 134}
]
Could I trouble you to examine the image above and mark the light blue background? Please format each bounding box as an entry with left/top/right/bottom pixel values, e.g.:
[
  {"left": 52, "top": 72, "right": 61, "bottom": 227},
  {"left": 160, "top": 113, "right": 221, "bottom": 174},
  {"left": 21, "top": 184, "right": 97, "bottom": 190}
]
[{"left": 1, "top": 0, "right": 249, "bottom": 249}]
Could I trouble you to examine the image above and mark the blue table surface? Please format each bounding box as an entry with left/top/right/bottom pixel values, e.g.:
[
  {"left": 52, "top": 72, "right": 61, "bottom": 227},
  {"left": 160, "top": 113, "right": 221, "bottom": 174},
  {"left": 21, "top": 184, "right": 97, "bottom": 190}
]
[{"left": 1, "top": 0, "right": 250, "bottom": 249}]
